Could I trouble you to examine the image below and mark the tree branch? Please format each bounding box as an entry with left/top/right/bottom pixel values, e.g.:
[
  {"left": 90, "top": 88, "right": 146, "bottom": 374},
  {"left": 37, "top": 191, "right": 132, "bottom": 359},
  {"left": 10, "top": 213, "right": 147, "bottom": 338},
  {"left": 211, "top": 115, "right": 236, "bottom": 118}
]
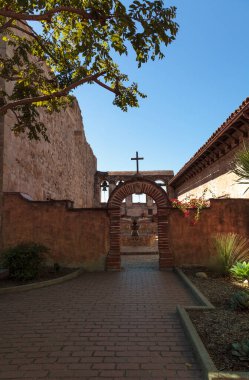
[
  {"left": 0, "top": 71, "right": 106, "bottom": 114},
  {"left": 0, "top": 7, "right": 110, "bottom": 22},
  {"left": 0, "top": 18, "right": 13, "bottom": 32},
  {"left": 10, "top": 24, "right": 59, "bottom": 64},
  {"left": 94, "top": 78, "right": 118, "bottom": 94},
  {"left": 11, "top": 108, "right": 21, "bottom": 123}
]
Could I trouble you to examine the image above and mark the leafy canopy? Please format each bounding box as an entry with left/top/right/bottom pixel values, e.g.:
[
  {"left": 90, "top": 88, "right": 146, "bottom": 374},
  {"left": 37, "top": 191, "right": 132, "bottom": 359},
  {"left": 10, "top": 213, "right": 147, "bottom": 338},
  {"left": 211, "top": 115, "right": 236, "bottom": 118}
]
[
  {"left": 232, "top": 144, "right": 249, "bottom": 193},
  {"left": 0, "top": 0, "right": 178, "bottom": 140}
]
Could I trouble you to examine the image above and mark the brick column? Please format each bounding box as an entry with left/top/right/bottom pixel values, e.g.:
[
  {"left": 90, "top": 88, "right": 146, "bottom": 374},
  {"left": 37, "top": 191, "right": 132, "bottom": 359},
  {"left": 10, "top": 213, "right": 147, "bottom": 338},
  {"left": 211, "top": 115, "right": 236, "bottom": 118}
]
[
  {"left": 108, "top": 180, "right": 116, "bottom": 198},
  {"left": 106, "top": 208, "right": 121, "bottom": 271},
  {"left": 0, "top": 41, "right": 6, "bottom": 251},
  {"left": 157, "top": 207, "right": 173, "bottom": 269}
]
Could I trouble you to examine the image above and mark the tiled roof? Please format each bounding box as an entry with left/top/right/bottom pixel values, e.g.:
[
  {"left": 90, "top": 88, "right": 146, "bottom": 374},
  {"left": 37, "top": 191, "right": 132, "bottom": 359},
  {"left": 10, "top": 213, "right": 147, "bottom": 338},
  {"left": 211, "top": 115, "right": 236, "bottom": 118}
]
[{"left": 170, "top": 97, "right": 249, "bottom": 185}]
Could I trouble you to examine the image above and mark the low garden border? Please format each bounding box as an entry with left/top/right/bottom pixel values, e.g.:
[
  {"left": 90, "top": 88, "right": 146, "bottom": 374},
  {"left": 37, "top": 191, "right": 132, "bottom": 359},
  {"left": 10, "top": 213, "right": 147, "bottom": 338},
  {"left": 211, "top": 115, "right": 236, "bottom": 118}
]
[
  {"left": 0, "top": 268, "right": 83, "bottom": 294},
  {"left": 175, "top": 268, "right": 249, "bottom": 380}
]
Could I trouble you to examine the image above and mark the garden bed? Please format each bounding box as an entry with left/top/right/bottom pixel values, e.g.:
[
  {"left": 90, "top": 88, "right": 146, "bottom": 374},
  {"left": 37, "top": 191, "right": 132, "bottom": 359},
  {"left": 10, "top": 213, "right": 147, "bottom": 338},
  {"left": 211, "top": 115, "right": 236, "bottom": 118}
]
[
  {"left": 0, "top": 266, "right": 77, "bottom": 288},
  {"left": 183, "top": 267, "right": 249, "bottom": 372}
]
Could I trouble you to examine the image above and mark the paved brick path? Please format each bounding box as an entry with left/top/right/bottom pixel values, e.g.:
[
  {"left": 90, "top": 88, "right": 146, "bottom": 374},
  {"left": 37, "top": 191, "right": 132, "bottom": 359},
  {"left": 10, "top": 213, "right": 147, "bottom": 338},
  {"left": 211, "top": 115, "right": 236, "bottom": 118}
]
[{"left": 0, "top": 255, "right": 203, "bottom": 379}]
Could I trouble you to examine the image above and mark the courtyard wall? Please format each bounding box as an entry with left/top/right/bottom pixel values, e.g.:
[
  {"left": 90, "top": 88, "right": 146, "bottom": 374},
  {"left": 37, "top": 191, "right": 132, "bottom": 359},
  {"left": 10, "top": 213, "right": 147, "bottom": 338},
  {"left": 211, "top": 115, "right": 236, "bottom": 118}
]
[
  {"left": 169, "top": 198, "right": 249, "bottom": 265},
  {"left": 2, "top": 194, "right": 249, "bottom": 269},
  {"left": 2, "top": 193, "right": 109, "bottom": 270}
]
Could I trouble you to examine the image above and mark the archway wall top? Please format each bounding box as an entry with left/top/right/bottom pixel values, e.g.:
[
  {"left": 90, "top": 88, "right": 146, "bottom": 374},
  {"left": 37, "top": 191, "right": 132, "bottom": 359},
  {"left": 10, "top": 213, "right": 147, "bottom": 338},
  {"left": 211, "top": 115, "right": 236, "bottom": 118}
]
[
  {"left": 96, "top": 170, "right": 174, "bottom": 185},
  {"left": 107, "top": 177, "right": 171, "bottom": 209}
]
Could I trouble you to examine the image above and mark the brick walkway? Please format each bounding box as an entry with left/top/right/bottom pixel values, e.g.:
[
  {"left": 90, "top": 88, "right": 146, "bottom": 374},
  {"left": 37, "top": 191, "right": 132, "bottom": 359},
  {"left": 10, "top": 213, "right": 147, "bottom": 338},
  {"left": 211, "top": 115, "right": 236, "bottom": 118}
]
[{"left": 0, "top": 255, "right": 203, "bottom": 379}]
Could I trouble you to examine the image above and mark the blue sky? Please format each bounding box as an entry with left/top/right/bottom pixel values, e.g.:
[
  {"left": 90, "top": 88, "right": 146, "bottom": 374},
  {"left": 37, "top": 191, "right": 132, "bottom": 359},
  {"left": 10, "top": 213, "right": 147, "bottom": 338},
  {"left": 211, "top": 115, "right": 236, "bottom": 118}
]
[{"left": 74, "top": 0, "right": 249, "bottom": 174}]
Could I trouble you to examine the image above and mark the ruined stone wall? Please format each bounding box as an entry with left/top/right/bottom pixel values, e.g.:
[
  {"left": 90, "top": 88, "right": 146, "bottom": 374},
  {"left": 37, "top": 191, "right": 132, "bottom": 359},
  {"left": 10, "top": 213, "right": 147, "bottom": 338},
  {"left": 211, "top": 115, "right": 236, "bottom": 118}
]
[
  {"left": 3, "top": 101, "right": 96, "bottom": 207},
  {"left": 174, "top": 142, "right": 249, "bottom": 201},
  {"left": 2, "top": 193, "right": 109, "bottom": 270},
  {"left": 1, "top": 31, "right": 97, "bottom": 208}
]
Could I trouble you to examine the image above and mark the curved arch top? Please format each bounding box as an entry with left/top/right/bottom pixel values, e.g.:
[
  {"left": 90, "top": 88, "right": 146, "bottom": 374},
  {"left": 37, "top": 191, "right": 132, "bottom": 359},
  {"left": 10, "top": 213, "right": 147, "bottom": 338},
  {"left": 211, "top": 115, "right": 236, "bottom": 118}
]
[{"left": 107, "top": 177, "right": 170, "bottom": 209}]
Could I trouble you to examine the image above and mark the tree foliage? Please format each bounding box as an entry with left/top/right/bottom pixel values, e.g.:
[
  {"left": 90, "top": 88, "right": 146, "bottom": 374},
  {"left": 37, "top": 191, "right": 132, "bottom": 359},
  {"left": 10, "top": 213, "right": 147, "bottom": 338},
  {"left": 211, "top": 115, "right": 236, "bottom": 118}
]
[
  {"left": 0, "top": 0, "right": 178, "bottom": 140},
  {"left": 232, "top": 144, "right": 249, "bottom": 192}
]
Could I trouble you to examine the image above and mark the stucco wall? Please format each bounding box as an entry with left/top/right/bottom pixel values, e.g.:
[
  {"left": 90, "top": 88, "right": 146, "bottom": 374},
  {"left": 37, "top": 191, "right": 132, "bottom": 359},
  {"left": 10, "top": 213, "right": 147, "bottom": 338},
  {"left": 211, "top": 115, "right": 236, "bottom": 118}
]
[
  {"left": 3, "top": 194, "right": 249, "bottom": 269},
  {"left": 169, "top": 198, "right": 249, "bottom": 265},
  {"left": 174, "top": 139, "right": 249, "bottom": 201},
  {"left": 2, "top": 193, "right": 109, "bottom": 270}
]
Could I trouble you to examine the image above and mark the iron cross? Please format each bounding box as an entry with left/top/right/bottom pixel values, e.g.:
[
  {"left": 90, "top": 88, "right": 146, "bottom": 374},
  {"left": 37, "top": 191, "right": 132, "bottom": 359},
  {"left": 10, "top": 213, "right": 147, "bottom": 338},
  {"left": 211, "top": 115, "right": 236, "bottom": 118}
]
[{"left": 131, "top": 151, "right": 144, "bottom": 174}]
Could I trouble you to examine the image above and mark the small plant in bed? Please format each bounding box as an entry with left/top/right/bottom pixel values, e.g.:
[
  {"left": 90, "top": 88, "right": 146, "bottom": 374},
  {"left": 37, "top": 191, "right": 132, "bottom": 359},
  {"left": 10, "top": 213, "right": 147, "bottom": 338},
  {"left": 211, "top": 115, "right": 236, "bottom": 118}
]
[
  {"left": 230, "top": 290, "right": 249, "bottom": 311},
  {"left": 230, "top": 261, "right": 249, "bottom": 282},
  {"left": 231, "top": 338, "right": 249, "bottom": 361},
  {"left": 1, "top": 243, "right": 48, "bottom": 281}
]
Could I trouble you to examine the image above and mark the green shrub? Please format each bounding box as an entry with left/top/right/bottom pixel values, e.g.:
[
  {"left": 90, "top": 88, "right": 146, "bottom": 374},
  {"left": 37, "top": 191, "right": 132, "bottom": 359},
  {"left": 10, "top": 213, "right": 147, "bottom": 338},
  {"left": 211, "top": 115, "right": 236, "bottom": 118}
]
[
  {"left": 1, "top": 243, "right": 48, "bottom": 281},
  {"left": 230, "top": 290, "right": 249, "bottom": 311},
  {"left": 209, "top": 233, "right": 249, "bottom": 275},
  {"left": 231, "top": 338, "right": 249, "bottom": 361},
  {"left": 230, "top": 261, "right": 249, "bottom": 281}
]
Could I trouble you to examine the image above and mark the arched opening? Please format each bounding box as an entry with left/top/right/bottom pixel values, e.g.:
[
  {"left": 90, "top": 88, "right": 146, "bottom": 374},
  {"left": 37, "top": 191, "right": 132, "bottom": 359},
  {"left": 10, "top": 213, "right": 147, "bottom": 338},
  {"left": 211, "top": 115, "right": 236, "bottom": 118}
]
[
  {"left": 107, "top": 177, "right": 173, "bottom": 271},
  {"left": 100, "top": 180, "right": 109, "bottom": 203},
  {"left": 152, "top": 180, "right": 167, "bottom": 204}
]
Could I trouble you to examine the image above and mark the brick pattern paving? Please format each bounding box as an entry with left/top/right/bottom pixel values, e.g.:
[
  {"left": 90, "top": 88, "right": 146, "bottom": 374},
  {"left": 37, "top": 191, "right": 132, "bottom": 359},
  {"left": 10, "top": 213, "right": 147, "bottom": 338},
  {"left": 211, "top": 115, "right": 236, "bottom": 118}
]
[{"left": 0, "top": 255, "right": 203, "bottom": 379}]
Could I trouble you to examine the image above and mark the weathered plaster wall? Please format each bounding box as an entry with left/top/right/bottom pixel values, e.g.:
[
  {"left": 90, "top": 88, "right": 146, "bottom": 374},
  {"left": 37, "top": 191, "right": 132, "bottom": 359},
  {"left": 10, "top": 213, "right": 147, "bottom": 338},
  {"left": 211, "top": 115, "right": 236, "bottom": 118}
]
[
  {"left": 1, "top": 32, "right": 97, "bottom": 208},
  {"left": 174, "top": 139, "right": 249, "bottom": 200},
  {"left": 2, "top": 193, "right": 109, "bottom": 270},
  {"left": 169, "top": 199, "right": 249, "bottom": 265},
  {"left": 3, "top": 101, "right": 96, "bottom": 207}
]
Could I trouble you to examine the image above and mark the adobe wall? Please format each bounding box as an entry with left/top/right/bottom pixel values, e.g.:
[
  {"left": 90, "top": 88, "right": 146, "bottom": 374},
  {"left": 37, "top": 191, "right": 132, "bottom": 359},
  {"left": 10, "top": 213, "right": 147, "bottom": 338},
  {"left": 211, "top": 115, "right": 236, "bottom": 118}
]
[
  {"left": 1, "top": 33, "right": 97, "bottom": 208},
  {"left": 2, "top": 194, "right": 249, "bottom": 269},
  {"left": 169, "top": 198, "right": 249, "bottom": 265},
  {"left": 2, "top": 193, "right": 109, "bottom": 270}
]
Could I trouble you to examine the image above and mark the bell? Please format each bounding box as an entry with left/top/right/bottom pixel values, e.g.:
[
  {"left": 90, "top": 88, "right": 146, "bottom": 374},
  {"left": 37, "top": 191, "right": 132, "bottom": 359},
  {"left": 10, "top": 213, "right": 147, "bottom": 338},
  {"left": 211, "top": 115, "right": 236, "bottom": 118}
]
[{"left": 101, "top": 180, "right": 109, "bottom": 192}]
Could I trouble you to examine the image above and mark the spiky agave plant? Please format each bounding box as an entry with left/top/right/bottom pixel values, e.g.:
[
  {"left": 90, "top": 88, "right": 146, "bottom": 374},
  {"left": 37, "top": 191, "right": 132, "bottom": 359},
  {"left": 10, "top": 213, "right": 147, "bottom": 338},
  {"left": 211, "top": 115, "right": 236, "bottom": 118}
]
[
  {"left": 210, "top": 233, "right": 249, "bottom": 275},
  {"left": 232, "top": 144, "right": 249, "bottom": 193}
]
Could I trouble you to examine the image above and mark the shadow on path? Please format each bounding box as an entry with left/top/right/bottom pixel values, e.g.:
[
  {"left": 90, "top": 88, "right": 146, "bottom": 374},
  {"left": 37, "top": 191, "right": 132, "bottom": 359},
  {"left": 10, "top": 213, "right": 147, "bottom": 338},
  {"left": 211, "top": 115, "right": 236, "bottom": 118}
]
[{"left": 121, "top": 254, "right": 159, "bottom": 271}]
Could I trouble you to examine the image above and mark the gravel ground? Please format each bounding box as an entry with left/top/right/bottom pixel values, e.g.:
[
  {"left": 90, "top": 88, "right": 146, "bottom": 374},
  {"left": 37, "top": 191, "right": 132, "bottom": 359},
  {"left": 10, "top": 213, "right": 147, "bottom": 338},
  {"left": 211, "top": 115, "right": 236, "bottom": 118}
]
[{"left": 183, "top": 267, "right": 249, "bottom": 371}]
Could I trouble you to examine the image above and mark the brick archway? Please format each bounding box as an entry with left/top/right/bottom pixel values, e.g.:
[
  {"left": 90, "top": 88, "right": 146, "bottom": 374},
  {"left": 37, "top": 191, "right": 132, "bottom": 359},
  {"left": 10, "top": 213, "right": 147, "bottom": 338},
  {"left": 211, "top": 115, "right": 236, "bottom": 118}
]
[{"left": 107, "top": 177, "right": 173, "bottom": 271}]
